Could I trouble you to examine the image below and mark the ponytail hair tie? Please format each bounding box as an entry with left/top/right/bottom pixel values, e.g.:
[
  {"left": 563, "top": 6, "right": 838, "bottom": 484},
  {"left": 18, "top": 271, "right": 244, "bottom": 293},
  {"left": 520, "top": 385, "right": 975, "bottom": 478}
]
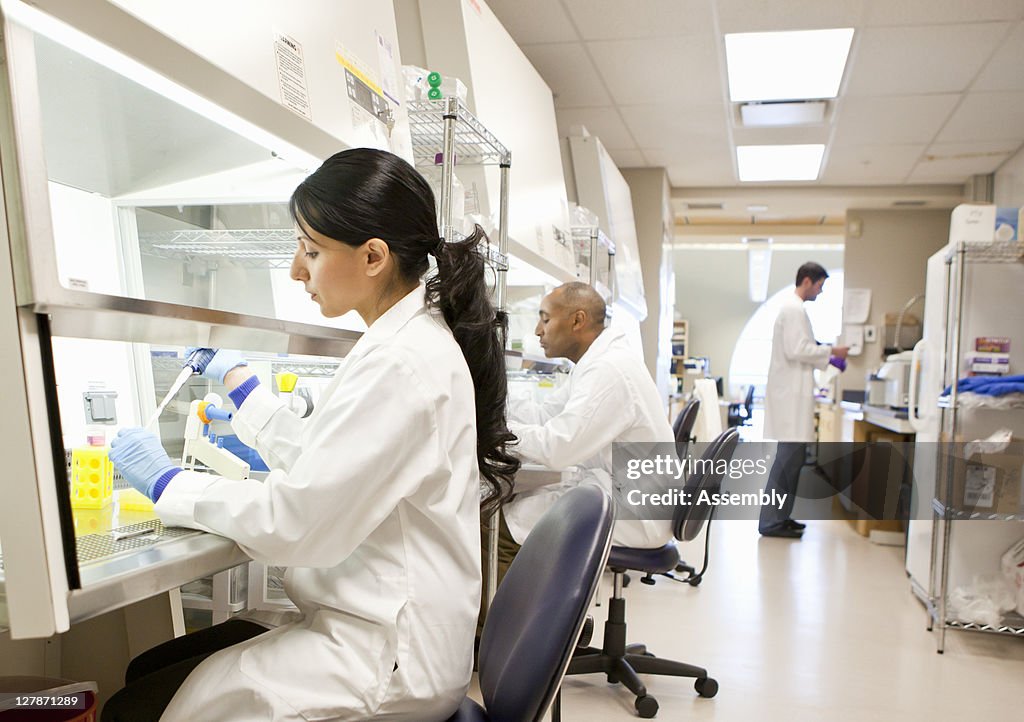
[{"left": 430, "top": 238, "right": 446, "bottom": 257}]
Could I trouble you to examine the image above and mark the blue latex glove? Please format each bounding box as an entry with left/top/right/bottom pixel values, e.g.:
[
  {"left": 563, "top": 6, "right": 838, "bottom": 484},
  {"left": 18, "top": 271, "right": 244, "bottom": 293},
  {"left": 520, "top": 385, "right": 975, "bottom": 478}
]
[
  {"left": 185, "top": 347, "right": 248, "bottom": 384},
  {"left": 109, "top": 428, "right": 181, "bottom": 500}
]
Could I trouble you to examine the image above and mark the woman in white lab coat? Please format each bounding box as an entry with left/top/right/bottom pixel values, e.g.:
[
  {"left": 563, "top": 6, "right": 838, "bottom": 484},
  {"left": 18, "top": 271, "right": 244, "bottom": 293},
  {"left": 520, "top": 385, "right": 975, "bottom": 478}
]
[{"left": 103, "top": 149, "right": 518, "bottom": 721}]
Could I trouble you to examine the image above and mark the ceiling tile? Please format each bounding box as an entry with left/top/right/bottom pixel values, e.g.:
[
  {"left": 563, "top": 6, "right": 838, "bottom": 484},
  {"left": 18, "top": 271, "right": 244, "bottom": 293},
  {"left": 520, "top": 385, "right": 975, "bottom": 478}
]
[
  {"left": 484, "top": 0, "right": 578, "bottom": 44},
  {"left": 587, "top": 36, "right": 722, "bottom": 105},
  {"left": 646, "top": 144, "right": 737, "bottom": 186},
  {"left": 731, "top": 125, "right": 831, "bottom": 146},
  {"left": 563, "top": 0, "right": 714, "bottom": 39},
  {"left": 908, "top": 141, "right": 1023, "bottom": 182},
  {"left": 619, "top": 103, "right": 728, "bottom": 148},
  {"left": 864, "top": 0, "right": 1024, "bottom": 26},
  {"left": 555, "top": 107, "right": 636, "bottom": 149},
  {"left": 518, "top": 43, "right": 610, "bottom": 108},
  {"left": 845, "top": 24, "right": 1010, "bottom": 96},
  {"left": 972, "top": 23, "right": 1024, "bottom": 91},
  {"left": 821, "top": 143, "right": 925, "bottom": 183},
  {"left": 832, "top": 94, "right": 960, "bottom": 145},
  {"left": 716, "top": 0, "right": 865, "bottom": 34},
  {"left": 937, "top": 91, "right": 1024, "bottom": 142},
  {"left": 606, "top": 148, "right": 648, "bottom": 168}
]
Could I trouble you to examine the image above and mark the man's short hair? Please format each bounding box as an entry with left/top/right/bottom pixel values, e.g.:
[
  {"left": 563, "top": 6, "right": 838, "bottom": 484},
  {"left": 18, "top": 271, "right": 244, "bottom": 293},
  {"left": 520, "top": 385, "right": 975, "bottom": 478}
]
[
  {"left": 555, "top": 282, "right": 607, "bottom": 327},
  {"left": 795, "top": 262, "right": 829, "bottom": 286}
]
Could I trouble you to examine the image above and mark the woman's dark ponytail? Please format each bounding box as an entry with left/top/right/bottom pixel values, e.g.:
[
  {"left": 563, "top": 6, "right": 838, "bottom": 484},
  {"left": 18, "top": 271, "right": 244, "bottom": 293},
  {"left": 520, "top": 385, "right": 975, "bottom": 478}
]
[
  {"left": 289, "top": 148, "right": 518, "bottom": 512},
  {"left": 427, "top": 227, "right": 518, "bottom": 512}
]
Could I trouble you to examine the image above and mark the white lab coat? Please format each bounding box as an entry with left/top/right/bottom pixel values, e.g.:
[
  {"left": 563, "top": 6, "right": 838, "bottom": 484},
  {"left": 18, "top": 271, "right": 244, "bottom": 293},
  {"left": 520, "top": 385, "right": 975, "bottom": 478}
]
[
  {"left": 505, "top": 326, "right": 674, "bottom": 548},
  {"left": 154, "top": 286, "right": 480, "bottom": 722},
  {"left": 763, "top": 291, "right": 832, "bottom": 443}
]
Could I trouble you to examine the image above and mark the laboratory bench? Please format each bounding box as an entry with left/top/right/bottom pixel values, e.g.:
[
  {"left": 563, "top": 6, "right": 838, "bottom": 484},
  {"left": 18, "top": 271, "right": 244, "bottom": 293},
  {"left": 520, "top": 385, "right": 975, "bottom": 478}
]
[
  {"left": 827, "top": 401, "right": 916, "bottom": 538},
  {"left": 1, "top": 501, "right": 248, "bottom": 629}
]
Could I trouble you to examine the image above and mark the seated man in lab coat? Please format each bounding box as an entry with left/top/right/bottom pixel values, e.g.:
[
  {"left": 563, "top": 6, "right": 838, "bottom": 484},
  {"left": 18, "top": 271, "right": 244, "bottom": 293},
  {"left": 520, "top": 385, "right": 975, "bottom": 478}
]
[
  {"left": 759, "top": 262, "right": 848, "bottom": 538},
  {"left": 496, "top": 282, "right": 674, "bottom": 582}
]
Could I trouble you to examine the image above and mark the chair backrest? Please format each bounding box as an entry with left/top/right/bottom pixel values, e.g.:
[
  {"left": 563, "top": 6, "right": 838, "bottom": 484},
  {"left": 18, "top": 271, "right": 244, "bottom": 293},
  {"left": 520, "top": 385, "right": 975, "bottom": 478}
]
[
  {"left": 672, "top": 427, "right": 740, "bottom": 542},
  {"left": 672, "top": 399, "right": 701, "bottom": 444},
  {"left": 743, "top": 384, "right": 755, "bottom": 412},
  {"left": 478, "top": 485, "right": 614, "bottom": 722}
]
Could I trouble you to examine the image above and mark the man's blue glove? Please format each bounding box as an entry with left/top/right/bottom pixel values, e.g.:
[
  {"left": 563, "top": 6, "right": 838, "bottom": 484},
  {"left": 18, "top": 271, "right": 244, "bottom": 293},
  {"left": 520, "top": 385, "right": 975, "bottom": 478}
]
[
  {"left": 185, "top": 347, "right": 248, "bottom": 384},
  {"left": 109, "top": 428, "right": 181, "bottom": 501}
]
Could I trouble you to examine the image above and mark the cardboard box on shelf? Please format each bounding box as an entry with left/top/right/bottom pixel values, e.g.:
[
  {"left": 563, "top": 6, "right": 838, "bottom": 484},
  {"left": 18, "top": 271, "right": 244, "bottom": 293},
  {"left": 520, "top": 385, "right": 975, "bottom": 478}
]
[
  {"left": 975, "top": 337, "right": 1011, "bottom": 353},
  {"left": 950, "top": 439, "right": 1024, "bottom": 515}
]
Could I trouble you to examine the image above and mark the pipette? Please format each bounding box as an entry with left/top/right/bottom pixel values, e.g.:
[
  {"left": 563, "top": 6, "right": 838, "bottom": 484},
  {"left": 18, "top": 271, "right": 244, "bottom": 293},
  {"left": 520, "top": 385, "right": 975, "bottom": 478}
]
[{"left": 144, "top": 348, "right": 218, "bottom": 429}]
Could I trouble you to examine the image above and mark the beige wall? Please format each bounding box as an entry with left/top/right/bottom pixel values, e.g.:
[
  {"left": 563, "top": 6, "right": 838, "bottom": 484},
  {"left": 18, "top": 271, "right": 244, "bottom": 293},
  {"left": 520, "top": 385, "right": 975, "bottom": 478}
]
[
  {"left": 841, "top": 209, "right": 951, "bottom": 396},
  {"left": 994, "top": 145, "right": 1024, "bottom": 206},
  {"left": 674, "top": 247, "right": 844, "bottom": 396},
  {"left": 622, "top": 168, "right": 673, "bottom": 394}
]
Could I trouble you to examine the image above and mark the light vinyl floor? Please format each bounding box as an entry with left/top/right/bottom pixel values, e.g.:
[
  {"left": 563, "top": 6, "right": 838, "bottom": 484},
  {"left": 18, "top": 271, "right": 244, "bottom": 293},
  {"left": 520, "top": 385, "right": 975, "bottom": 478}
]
[{"left": 481, "top": 520, "right": 1024, "bottom": 721}]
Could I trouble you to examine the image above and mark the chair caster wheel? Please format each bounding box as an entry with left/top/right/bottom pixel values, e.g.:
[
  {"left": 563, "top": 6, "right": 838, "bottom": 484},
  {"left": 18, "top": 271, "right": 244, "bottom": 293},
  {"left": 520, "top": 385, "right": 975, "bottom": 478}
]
[
  {"left": 623, "top": 573, "right": 631, "bottom": 588},
  {"left": 695, "top": 677, "right": 718, "bottom": 698},
  {"left": 578, "top": 616, "right": 594, "bottom": 648},
  {"left": 635, "top": 694, "right": 659, "bottom": 718},
  {"left": 687, "top": 576, "right": 703, "bottom": 587},
  {"left": 640, "top": 573, "right": 656, "bottom": 586}
]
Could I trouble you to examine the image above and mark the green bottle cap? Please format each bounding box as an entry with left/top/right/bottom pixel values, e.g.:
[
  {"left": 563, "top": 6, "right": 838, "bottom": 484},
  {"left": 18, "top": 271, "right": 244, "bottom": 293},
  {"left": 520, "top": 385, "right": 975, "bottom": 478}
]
[
  {"left": 427, "top": 71, "right": 442, "bottom": 87},
  {"left": 427, "top": 87, "right": 443, "bottom": 100}
]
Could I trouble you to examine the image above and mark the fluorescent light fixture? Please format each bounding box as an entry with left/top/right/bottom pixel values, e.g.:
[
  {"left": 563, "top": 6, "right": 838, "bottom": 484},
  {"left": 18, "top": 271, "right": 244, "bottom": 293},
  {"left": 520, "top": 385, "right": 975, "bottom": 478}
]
[
  {"left": 746, "top": 204, "right": 769, "bottom": 213},
  {"left": 736, "top": 144, "right": 825, "bottom": 182},
  {"left": 725, "top": 28, "right": 854, "bottom": 102},
  {"left": 744, "top": 238, "right": 772, "bottom": 303},
  {"left": 740, "top": 100, "right": 827, "bottom": 127}
]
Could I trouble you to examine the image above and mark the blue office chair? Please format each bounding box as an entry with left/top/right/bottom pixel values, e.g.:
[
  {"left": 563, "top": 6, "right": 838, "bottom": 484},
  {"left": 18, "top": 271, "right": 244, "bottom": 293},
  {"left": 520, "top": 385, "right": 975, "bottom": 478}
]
[
  {"left": 448, "top": 485, "right": 614, "bottom": 722},
  {"left": 565, "top": 428, "right": 740, "bottom": 718}
]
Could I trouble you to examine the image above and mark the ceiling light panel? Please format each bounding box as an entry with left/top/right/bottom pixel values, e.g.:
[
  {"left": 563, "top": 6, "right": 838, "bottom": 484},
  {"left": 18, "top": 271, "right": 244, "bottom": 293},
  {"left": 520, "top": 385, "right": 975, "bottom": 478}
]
[
  {"left": 736, "top": 144, "right": 825, "bottom": 182},
  {"left": 725, "top": 28, "right": 854, "bottom": 102}
]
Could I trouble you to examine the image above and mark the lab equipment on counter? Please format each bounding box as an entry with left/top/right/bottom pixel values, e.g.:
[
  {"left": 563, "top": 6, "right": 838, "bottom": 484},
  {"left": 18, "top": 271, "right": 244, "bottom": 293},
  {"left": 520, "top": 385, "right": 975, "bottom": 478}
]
[
  {"left": 872, "top": 351, "right": 914, "bottom": 408},
  {"left": 182, "top": 394, "right": 250, "bottom": 480},
  {"left": 70, "top": 444, "right": 114, "bottom": 510},
  {"left": 71, "top": 386, "right": 119, "bottom": 509}
]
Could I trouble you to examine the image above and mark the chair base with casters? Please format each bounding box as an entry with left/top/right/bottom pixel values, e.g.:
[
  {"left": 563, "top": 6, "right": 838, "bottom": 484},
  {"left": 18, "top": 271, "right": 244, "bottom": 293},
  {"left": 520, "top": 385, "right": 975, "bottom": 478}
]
[{"left": 566, "top": 545, "right": 718, "bottom": 718}]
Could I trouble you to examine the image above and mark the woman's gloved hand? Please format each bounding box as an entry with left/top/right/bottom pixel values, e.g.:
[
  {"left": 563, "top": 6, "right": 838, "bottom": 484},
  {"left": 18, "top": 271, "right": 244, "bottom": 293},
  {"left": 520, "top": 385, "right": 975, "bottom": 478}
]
[
  {"left": 109, "top": 428, "right": 181, "bottom": 500},
  {"left": 186, "top": 347, "right": 248, "bottom": 384}
]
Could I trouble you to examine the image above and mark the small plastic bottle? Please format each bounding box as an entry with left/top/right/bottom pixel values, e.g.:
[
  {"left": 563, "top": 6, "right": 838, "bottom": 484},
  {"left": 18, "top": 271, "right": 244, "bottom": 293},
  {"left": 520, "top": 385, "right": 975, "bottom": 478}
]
[{"left": 421, "top": 153, "right": 465, "bottom": 238}]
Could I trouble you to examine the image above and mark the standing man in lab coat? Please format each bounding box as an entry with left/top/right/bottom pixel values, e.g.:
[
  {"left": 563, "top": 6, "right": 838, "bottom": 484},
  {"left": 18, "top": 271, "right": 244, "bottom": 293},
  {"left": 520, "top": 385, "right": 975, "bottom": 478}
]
[
  {"left": 760, "top": 262, "right": 848, "bottom": 538},
  {"left": 499, "top": 283, "right": 674, "bottom": 579}
]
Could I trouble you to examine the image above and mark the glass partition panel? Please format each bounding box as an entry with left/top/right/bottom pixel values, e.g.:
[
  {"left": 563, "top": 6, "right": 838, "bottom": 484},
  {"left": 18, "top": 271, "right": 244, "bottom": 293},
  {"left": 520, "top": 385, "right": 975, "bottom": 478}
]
[
  {"left": 24, "top": 29, "right": 368, "bottom": 330},
  {"left": 48, "top": 334, "right": 340, "bottom": 586}
]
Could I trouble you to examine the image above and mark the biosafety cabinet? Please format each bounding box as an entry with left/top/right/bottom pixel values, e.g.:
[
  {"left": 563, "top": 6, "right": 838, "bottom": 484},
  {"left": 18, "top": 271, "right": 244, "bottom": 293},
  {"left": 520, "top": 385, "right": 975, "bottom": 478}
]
[{"left": 0, "top": 0, "right": 411, "bottom": 639}]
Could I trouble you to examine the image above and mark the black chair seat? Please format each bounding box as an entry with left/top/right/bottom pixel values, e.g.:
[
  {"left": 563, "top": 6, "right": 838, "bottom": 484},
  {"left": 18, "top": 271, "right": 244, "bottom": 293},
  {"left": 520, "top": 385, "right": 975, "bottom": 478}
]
[
  {"left": 447, "top": 698, "right": 487, "bottom": 721},
  {"left": 608, "top": 543, "right": 679, "bottom": 575}
]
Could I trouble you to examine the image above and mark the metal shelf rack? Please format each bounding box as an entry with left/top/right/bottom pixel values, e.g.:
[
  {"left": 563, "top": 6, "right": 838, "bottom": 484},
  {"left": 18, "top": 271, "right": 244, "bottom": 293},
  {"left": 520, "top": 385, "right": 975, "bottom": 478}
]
[
  {"left": 139, "top": 229, "right": 297, "bottom": 269},
  {"left": 927, "top": 239, "right": 1024, "bottom": 653},
  {"left": 571, "top": 226, "right": 615, "bottom": 300},
  {"left": 407, "top": 95, "right": 511, "bottom": 610}
]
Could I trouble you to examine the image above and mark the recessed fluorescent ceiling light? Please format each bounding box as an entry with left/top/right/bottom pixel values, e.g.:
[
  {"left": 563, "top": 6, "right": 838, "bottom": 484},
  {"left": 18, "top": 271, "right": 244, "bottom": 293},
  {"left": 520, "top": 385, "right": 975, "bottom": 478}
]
[
  {"left": 737, "top": 144, "right": 825, "bottom": 182},
  {"left": 725, "top": 28, "right": 854, "bottom": 102}
]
